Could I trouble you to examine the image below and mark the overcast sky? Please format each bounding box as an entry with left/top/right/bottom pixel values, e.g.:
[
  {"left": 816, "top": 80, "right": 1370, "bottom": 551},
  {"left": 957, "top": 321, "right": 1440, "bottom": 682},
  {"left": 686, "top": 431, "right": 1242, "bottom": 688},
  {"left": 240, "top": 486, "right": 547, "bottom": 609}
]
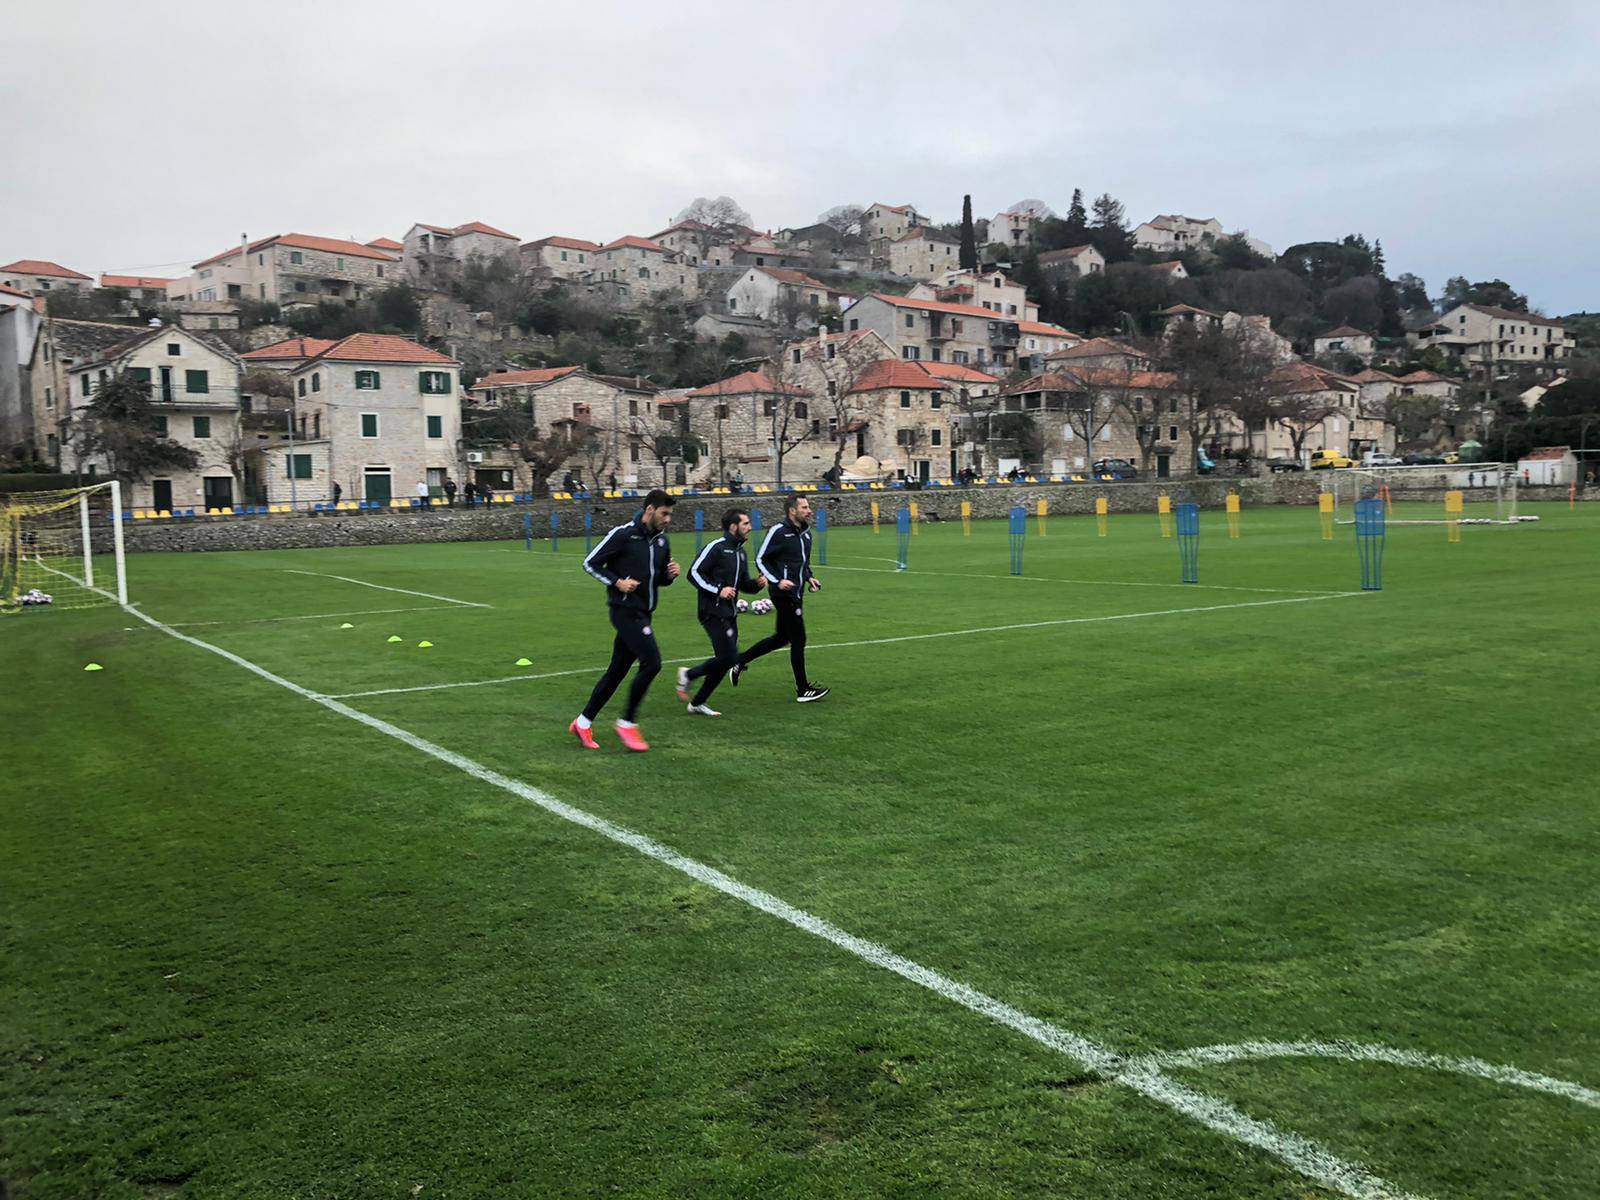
[{"left": 6, "top": 1, "right": 1597, "bottom": 313}]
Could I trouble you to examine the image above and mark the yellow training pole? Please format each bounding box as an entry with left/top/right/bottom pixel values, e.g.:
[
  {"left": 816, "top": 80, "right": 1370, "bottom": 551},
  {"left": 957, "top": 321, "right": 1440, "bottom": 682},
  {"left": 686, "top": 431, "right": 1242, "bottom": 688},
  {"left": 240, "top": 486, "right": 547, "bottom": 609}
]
[
  {"left": 960, "top": 499, "right": 971, "bottom": 536},
  {"left": 1226, "top": 491, "right": 1241, "bottom": 539},
  {"left": 909, "top": 500, "right": 919, "bottom": 535},
  {"left": 1095, "top": 496, "right": 1108, "bottom": 538},
  {"left": 1319, "top": 491, "right": 1334, "bottom": 540},
  {"left": 1036, "top": 497, "right": 1048, "bottom": 536},
  {"left": 1158, "top": 494, "right": 1173, "bottom": 538},
  {"left": 871, "top": 500, "right": 880, "bottom": 533},
  {"left": 1445, "top": 488, "right": 1463, "bottom": 543}
]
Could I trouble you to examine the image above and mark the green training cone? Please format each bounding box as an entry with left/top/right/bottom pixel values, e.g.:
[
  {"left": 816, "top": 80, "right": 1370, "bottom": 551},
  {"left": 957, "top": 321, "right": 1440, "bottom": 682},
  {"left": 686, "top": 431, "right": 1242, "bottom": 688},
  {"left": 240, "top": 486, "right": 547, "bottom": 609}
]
[
  {"left": 83, "top": 662, "right": 103, "bottom": 672},
  {"left": 386, "top": 635, "right": 403, "bottom": 643},
  {"left": 339, "top": 622, "right": 355, "bottom": 629},
  {"left": 515, "top": 657, "right": 533, "bottom": 667},
  {"left": 417, "top": 640, "right": 434, "bottom": 648}
]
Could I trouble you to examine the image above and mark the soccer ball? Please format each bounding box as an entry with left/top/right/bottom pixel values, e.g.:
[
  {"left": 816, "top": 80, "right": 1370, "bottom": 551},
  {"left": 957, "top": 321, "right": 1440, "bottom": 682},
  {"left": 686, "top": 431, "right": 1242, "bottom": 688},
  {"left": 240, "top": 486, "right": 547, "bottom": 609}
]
[
  {"left": 750, "top": 598, "right": 774, "bottom": 615},
  {"left": 735, "top": 599, "right": 750, "bottom": 613}
]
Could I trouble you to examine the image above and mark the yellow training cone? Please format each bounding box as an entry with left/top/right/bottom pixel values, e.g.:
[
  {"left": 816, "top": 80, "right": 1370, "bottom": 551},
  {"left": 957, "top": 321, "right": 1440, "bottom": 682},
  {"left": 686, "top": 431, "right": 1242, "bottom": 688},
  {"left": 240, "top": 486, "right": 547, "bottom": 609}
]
[
  {"left": 83, "top": 662, "right": 103, "bottom": 672},
  {"left": 386, "top": 635, "right": 403, "bottom": 643},
  {"left": 515, "top": 657, "right": 533, "bottom": 667},
  {"left": 417, "top": 640, "right": 434, "bottom": 648}
]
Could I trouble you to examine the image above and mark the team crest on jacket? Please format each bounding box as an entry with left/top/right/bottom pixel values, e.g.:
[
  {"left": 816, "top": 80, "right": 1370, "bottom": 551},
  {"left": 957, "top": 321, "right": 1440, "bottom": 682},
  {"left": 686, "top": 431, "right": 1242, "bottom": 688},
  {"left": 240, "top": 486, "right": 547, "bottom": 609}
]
[{"left": 657, "top": 537, "right": 666, "bottom": 547}]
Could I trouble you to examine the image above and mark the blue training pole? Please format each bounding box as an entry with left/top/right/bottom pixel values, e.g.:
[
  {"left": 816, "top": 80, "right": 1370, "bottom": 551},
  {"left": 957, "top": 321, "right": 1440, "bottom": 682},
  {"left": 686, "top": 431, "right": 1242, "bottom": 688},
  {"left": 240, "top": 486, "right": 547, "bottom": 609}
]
[
  {"left": 584, "top": 509, "right": 593, "bottom": 555},
  {"left": 1008, "top": 504, "right": 1026, "bottom": 575},
  {"left": 751, "top": 508, "right": 762, "bottom": 532},
  {"left": 1176, "top": 503, "right": 1200, "bottom": 583},
  {"left": 523, "top": 512, "right": 532, "bottom": 551},
  {"left": 694, "top": 508, "right": 704, "bottom": 553},
  {"left": 895, "top": 505, "right": 910, "bottom": 570},
  {"left": 549, "top": 512, "right": 559, "bottom": 553},
  {"left": 815, "top": 504, "right": 828, "bottom": 565},
  {"left": 1355, "top": 497, "right": 1386, "bottom": 590}
]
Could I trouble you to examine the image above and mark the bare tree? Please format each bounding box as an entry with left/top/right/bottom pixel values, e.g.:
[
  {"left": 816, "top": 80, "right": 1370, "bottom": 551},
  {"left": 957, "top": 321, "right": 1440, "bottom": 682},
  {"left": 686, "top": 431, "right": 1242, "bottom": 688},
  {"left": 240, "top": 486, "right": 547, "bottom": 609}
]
[
  {"left": 463, "top": 400, "right": 576, "bottom": 495},
  {"left": 818, "top": 204, "right": 865, "bottom": 240},
  {"left": 676, "top": 196, "right": 753, "bottom": 261},
  {"left": 1269, "top": 386, "right": 1337, "bottom": 462},
  {"left": 950, "top": 382, "right": 1008, "bottom": 473}
]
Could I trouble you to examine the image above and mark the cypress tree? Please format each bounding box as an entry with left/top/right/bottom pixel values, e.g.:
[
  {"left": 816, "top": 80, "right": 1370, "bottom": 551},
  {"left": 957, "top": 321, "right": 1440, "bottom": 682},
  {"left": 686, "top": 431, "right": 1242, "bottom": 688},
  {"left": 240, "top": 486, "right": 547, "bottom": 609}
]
[{"left": 959, "top": 194, "right": 978, "bottom": 269}]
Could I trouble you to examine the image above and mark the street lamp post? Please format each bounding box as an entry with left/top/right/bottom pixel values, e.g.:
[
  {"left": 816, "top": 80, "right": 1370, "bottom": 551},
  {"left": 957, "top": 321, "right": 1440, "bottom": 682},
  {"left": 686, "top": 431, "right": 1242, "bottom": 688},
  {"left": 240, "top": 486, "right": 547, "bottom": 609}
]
[{"left": 285, "top": 404, "right": 297, "bottom": 510}]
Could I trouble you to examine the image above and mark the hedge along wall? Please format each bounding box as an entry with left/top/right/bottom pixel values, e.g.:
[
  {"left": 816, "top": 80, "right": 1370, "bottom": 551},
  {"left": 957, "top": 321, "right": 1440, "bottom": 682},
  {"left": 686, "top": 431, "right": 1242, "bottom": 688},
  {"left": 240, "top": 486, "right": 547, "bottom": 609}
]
[{"left": 108, "top": 477, "right": 1583, "bottom": 555}]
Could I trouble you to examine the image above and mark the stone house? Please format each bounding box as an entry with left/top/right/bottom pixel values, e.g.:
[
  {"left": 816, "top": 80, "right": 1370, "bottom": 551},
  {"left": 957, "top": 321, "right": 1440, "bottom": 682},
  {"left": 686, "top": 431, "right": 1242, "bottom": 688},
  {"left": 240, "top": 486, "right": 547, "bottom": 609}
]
[
  {"left": 724, "top": 266, "right": 845, "bottom": 326},
  {"left": 843, "top": 292, "right": 1075, "bottom": 372},
  {"left": 0, "top": 284, "right": 43, "bottom": 451},
  {"left": 1147, "top": 260, "right": 1189, "bottom": 282},
  {"left": 403, "top": 221, "right": 520, "bottom": 286},
  {"left": 1212, "top": 360, "right": 1390, "bottom": 462},
  {"left": 24, "top": 316, "right": 144, "bottom": 467},
  {"left": 99, "top": 275, "right": 176, "bottom": 305},
  {"left": 907, "top": 268, "right": 1039, "bottom": 322},
  {"left": 591, "top": 236, "right": 698, "bottom": 302},
  {"left": 845, "top": 358, "right": 1006, "bottom": 482},
  {"left": 728, "top": 243, "right": 812, "bottom": 270},
  {"left": 465, "top": 366, "right": 665, "bottom": 490},
  {"left": 177, "top": 233, "right": 398, "bottom": 307},
  {"left": 521, "top": 236, "right": 600, "bottom": 281},
  {"left": 679, "top": 369, "right": 821, "bottom": 487},
  {"left": 264, "top": 333, "right": 462, "bottom": 506},
  {"left": 988, "top": 208, "right": 1047, "bottom": 250},
  {"left": 1408, "top": 304, "right": 1574, "bottom": 376},
  {"left": 1, "top": 259, "right": 92, "bottom": 296},
  {"left": 1133, "top": 215, "right": 1225, "bottom": 253},
  {"left": 1037, "top": 245, "right": 1105, "bottom": 283},
  {"left": 888, "top": 227, "right": 960, "bottom": 278},
  {"left": 58, "top": 324, "right": 246, "bottom": 512},
  {"left": 650, "top": 220, "right": 758, "bottom": 268},
  {"left": 1044, "top": 337, "right": 1153, "bottom": 372},
  {"left": 1001, "top": 365, "right": 1187, "bottom": 476},
  {"left": 1313, "top": 325, "right": 1377, "bottom": 362},
  {"left": 168, "top": 301, "right": 242, "bottom": 333},
  {"left": 862, "top": 202, "right": 927, "bottom": 243},
  {"left": 366, "top": 237, "right": 405, "bottom": 256}
]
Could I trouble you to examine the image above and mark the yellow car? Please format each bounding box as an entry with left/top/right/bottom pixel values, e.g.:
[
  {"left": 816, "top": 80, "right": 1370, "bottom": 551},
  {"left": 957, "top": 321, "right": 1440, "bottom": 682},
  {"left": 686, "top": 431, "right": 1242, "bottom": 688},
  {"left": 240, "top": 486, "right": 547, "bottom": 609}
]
[
  {"left": 1443, "top": 452, "right": 1461, "bottom": 464},
  {"left": 1308, "top": 449, "right": 1357, "bottom": 470}
]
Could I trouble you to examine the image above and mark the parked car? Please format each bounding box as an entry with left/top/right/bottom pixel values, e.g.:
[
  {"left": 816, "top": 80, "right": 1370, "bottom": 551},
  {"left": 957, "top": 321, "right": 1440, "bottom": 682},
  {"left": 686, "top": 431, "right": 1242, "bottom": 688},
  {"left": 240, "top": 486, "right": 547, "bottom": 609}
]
[
  {"left": 1401, "top": 453, "right": 1446, "bottom": 465},
  {"left": 1195, "top": 449, "right": 1218, "bottom": 475},
  {"left": 1092, "top": 458, "right": 1138, "bottom": 481},
  {"left": 1361, "top": 452, "right": 1405, "bottom": 467},
  {"left": 1309, "top": 449, "right": 1358, "bottom": 470},
  {"left": 1442, "top": 452, "right": 1462, "bottom": 464},
  {"left": 1267, "top": 456, "right": 1304, "bottom": 473}
]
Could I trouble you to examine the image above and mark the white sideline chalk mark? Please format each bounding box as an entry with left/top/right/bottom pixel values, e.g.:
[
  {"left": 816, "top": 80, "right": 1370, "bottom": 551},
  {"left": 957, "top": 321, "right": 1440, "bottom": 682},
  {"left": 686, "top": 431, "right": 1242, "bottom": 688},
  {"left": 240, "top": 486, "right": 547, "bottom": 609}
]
[
  {"left": 323, "top": 592, "right": 1360, "bottom": 700},
  {"left": 122, "top": 606, "right": 1485, "bottom": 1200},
  {"left": 283, "top": 569, "right": 492, "bottom": 608},
  {"left": 168, "top": 605, "right": 466, "bottom": 628},
  {"left": 825, "top": 561, "right": 1349, "bottom": 596},
  {"left": 1129, "top": 1041, "right": 1600, "bottom": 1111}
]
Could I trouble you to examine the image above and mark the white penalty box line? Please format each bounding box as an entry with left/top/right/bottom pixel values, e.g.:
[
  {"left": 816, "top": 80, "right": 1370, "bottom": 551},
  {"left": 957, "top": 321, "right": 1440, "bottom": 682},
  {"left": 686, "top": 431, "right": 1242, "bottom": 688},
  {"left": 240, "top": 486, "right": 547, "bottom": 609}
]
[
  {"left": 824, "top": 561, "right": 1349, "bottom": 597},
  {"left": 321, "top": 591, "right": 1365, "bottom": 701},
  {"left": 283, "top": 569, "right": 492, "bottom": 608},
  {"left": 125, "top": 599, "right": 1438, "bottom": 1200}
]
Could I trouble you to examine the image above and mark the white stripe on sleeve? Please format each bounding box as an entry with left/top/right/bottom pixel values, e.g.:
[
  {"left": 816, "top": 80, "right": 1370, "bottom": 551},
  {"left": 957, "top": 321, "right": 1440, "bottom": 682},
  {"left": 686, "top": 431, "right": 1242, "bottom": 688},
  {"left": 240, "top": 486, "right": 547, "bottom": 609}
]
[
  {"left": 583, "top": 522, "right": 632, "bottom": 584},
  {"left": 688, "top": 538, "right": 722, "bottom": 595}
]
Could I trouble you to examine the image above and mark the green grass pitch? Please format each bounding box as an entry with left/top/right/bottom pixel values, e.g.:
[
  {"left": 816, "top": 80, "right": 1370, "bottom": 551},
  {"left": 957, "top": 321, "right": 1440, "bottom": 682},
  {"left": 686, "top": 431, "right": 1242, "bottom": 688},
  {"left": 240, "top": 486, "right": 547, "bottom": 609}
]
[{"left": 3, "top": 501, "right": 1596, "bottom": 1198}]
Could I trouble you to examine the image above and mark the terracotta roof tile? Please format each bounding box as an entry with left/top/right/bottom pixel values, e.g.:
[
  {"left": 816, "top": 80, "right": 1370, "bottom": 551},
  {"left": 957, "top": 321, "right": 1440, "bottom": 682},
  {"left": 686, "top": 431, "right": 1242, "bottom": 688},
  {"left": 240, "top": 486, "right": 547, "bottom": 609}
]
[
  {"left": 524, "top": 236, "right": 601, "bottom": 253},
  {"left": 304, "top": 333, "right": 458, "bottom": 366},
  {"left": 1017, "top": 319, "right": 1079, "bottom": 338},
  {"left": 1319, "top": 325, "right": 1371, "bottom": 339},
  {"left": 192, "top": 233, "right": 396, "bottom": 270},
  {"left": 2, "top": 259, "right": 91, "bottom": 280},
  {"left": 849, "top": 360, "right": 945, "bottom": 392},
  {"left": 99, "top": 274, "right": 174, "bottom": 289},
  {"left": 468, "top": 366, "right": 581, "bottom": 391},
  {"left": 1046, "top": 337, "right": 1144, "bottom": 361},
  {"left": 861, "top": 292, "right": 1016, "bottom": 321},
  {"left": 754, "top": 266, "right": 828, "bottom": 289},
  {"left": 921, "top": 361, "right": 1001, "bottom": 384},
  {"left": 599, "top": 235, "right": 669, "bottom": 254},
  {"left": 366, "top": 237, "right": 404, "bottom": 251},
  {"left": 1005, "top": 367, "right": 1177, "bottom": 394},
  {"left": 241, "top": 337, "right": 338, "bottom": 361},
  {"left": 0, "top": 282, "right": 31, "bottom": 299},
  {"left": 894, "top": 227, "right": 957, "bottom": 243},
  {"left": 1037, "top": 245, "right": 1098, "bottom": 263},
  {"left": 685, "top": 370, "right": 803, "bottom": 398}
]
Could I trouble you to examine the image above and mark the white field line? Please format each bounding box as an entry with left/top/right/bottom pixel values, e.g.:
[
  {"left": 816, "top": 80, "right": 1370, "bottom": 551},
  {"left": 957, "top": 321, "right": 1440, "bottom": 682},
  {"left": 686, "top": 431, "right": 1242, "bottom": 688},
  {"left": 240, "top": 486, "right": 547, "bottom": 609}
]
[
  {"left": 824, "top": 561, "right": 1347, "bottom": 596},
  {"left": 283, "top": 569, "right": 492, "bottom": 608},
  {"left": 123, "top": 600, "right": 1429, "bottom": 1200},
  {"left": 166, "top": 605, "right": 470, "bottom": 628},
  {"left": 1129, "top": 1042, "right": 1600, "bottom": 1111},
  {"left": 322, "top": 591, "right": 1362, "bottom": 700}
]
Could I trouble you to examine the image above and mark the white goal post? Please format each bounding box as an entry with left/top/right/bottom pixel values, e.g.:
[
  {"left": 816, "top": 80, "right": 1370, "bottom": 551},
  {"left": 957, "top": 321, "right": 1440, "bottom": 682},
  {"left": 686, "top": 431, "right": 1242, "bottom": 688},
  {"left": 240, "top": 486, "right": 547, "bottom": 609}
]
[
  {"left": 1326, "top": 464, "right": 1521, "bottom": 525},
  {"left": 1, "top": 479, "right": 128, "bottom": 612}
]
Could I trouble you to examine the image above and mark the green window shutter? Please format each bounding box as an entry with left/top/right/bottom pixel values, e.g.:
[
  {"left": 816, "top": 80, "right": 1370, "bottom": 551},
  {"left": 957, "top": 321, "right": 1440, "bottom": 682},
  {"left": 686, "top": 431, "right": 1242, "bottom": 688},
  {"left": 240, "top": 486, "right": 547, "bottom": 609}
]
[
  {"left": 361, "top": 413, "right": 378, "bottom": 438},
  {"left": 290, "top": 251, "right": 303, "bottom": 264},
  {"left": 311, "top": 373, "right": 321, "bottom": 393},
  {"left": 427, "top": 415, "right": 443, "bottom": 439},
  {"left": 185, "top": 369, "right": 209, "bottom": 394},
  {"left": 155, "top": 415, "right": 168, "bottom": 437},
  {"left": 288, "top": 453, "right": 313, "bottom": 480},
  {"left": 128, "top": 367, "right": 151, "bottom": 384},
  {"left": 297, "top": 378, "right": 306, "bottom": 397},
  {"left": 336, "top": 257, "right": 345, "bottom": 270},
  {"left": 192, "top": 416, "right": 210, "bottom": 438}
]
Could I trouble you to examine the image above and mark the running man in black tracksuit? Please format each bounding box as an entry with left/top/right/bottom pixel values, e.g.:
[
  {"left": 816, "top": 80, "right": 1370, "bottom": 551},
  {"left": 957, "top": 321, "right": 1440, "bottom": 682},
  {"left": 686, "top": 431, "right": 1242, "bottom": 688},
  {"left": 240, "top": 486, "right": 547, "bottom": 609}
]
[
  {"left": 735, "top": 493, "right": 829, "bottom": 703},
  {"left": 675, "top": 508, "right": 767, "bottom": 715},
  {"left": 570, "top": 489, "right": 679, "bottom": 751}
]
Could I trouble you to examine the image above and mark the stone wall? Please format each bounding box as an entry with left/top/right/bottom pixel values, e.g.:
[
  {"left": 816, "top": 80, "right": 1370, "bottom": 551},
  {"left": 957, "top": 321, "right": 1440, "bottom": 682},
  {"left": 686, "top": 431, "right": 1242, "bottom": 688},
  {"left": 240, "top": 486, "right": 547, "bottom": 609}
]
[{"left": 109, "top": 476, "right": 1589, "bottom": 555}]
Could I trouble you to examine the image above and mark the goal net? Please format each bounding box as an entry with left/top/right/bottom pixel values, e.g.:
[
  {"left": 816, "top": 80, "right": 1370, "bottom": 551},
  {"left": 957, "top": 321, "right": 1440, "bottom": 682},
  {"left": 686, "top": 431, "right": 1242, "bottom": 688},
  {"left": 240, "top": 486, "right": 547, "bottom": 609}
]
[
  {"left": 1327, "top": 466, "right": 1526, "bottom": 526},
  {"left": 1, "top": 481, "right": 128, "bottom": 614}
]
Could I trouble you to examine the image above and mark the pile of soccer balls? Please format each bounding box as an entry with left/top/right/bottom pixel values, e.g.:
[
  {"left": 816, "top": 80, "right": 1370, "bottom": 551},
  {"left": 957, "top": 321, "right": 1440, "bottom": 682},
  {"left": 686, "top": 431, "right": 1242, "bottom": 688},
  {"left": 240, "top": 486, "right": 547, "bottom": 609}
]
[
  {"left": 20, "top": 588, "right": 53, "bottom": 606},
  {"left": 735, "top": 597, "right": 775, "bottom": 615}
]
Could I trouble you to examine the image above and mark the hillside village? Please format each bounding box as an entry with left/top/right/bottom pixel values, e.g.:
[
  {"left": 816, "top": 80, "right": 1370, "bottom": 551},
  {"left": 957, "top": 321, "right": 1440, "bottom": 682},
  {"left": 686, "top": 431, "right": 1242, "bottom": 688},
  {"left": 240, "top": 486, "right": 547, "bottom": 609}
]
[{"left": 0, "top": 193, "right": 1586, "bottom": 511}]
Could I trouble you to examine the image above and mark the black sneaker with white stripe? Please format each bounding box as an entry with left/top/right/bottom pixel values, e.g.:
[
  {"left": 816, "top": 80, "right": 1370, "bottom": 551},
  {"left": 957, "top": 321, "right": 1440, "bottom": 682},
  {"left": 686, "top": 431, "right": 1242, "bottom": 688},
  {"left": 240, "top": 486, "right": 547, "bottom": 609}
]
[
  {"left": 796, "top": 683, "right": 830, "bottom": 703},
  {"left": 730, "top": 663, "right": 744, "bottom": 687}
]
